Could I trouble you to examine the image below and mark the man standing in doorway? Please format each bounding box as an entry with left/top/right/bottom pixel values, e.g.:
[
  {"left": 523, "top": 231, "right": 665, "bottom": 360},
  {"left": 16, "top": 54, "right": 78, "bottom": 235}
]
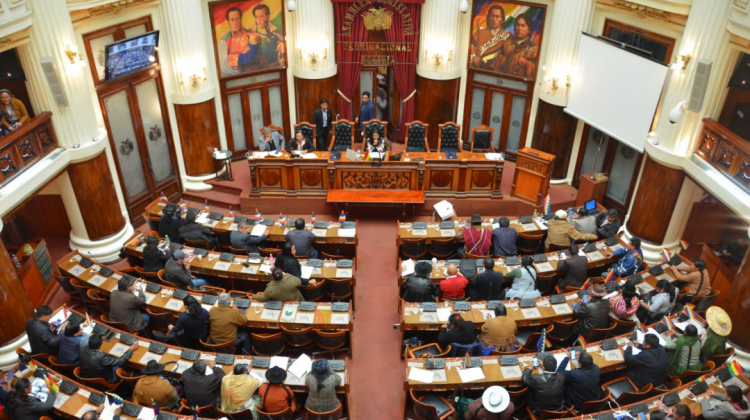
[
  {"left": 312, "top": 98, "right": 333, "bottom": 151},
  {"left": 354, "top": 91, "right": 375, "bottom": 137}
]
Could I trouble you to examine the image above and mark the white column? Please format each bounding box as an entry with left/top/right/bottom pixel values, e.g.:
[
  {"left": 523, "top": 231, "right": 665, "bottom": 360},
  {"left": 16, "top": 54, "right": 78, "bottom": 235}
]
[
  {"left": 15, "top": 0, "right": 101, "bottom": 150},
  {"left": 290, "top": 0, "right": 337, "bottom": 79},
  {"left": 417, "top": 0, "right": 463, "bottom": 80},
  {"left": 651, "top": 0, "right": 734, "bottom": 157},
  {"left": 537, "top": 0, "right": 595, "bottom": 106}
]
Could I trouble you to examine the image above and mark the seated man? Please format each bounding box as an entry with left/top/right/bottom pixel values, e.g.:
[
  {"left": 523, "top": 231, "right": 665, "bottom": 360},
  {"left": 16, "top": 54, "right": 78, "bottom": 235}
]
[
  {"left": 58, "top": 322, "right": 87, "bottom": 367},
  {"left": 572, "top": 208, "right": 597, "bottom": 235},
  {"left": 109, "top": 277, "right": 148, "bottom": 333},
  {"left": 602, "top": 237, "right": 644, "bottom": 278},
  {"left": 522, "top": 356, "right": 565, "bottom": 415},
  {"left": 25, "top": 305, "right": 63, "bottom": 356},
  {"left": 572, "top": 284, "right": 610, "bottom": 338},
  {"left": 400, "top": 261, "right": 437, "bottom": 302},
  {"left": 545, "top": 210, "right": 597, "bottom": 249},
  {"left": 469, "top": 257, "right": 504, "bottom": 301},
  {"left": 182, "top": 360, "right": 225, "bottom": 408},
  {"left": 624, "top": 333, "right": 668, "bottom": 388},
  {"left": 669, "top": 259, "right": 712, "bottom": 296},
  {"left": 456, "top": 214, "right": 491, "bottom": 257},
  {"left": 285, "top": 218, "right": 317, "bottom": 258},
  {"left": 491, "top": 217, "right": 518, "bottom": 257},
  {"left": 79, "top": 334, "right": 137, "bottom": 383},
  {"left": 438, "top": 263, "right": 469, "bottom": 299},
  {"left": 179, "top": 213, "right": 218, "bottom": 249},
  {"left": 133, "top": 360, "right": 180, "bottom": 410},
  {"left": 596, "top": 208, "right": 621, "bottom": 239},
  {"left": 556, "top": 351, "right": 600, "bottom": 411},
  {"left": 257, "top": 126, "right": 285, "bottom": 152},
  {"left": 209, "top": 293, "right": 250, "bottom": 354},
  {"left": 557, "top": 243, "right": 589, "bottom": 290},
  {"left": 164, "top": 250, "right": 209, "bottom": 290},
  {"left": 231, "top": 222, "right": 269, "bottom": 254},
  {"left": 437, "top": 314, "right": 476, "bottom": 348}
]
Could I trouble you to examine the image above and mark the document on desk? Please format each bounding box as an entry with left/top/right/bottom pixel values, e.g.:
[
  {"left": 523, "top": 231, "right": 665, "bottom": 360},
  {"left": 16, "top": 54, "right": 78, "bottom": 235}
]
[
  {"left": 419, "top": 312, "right": 439, "bottom": 323},
  {"left": 501, "top": 366, "right": 523, "bottom": 378},
  {"left": 312, "top": 229, "right": 328, "bottom": 237},
  {"left": 302, "top": 153, "right": 318, "bottom": 159},
  {"left": 408, "top": 367, "right": 434, "bottom": 383},
  {"left": 535, "top": 262, "right": 554, "bottom": 273},
  {"left": 289, "top": 354, "right": 312, "bottom": 379},
  {"left": 280, "top": 304, "right": 298, "bottom": 323},
  {"left": 241, "top": 265, "right": 259, "bottom": 274},
  {"left": 431, "top": 369, "right": 447, "bottom": 382},
  {"left": 338, "top": 228, "right": 356, "bottom": 237},
  {"left": 521, "top": 308, "right": 542, "bottom": 318},
  {"left": 139, "top": 352, "right": 162, "bottom": 365},
  {"left": 675, "top": 319, "right": 706, "bottom": 335},
  {"left": 552, "top": 304, "right": 573, "bottom": 315},
  {"left": 401, "top": 259, "right": 415, "bottom": 276},
  {"left": 68, "top": 265, "right": 86, "bottom": 277},
  {"left": 88, "top": 275, "right": 107, "bottom": 286},
  {"left": 173, "top": 360, "right": 193, "bottom": 374},
  {"left": 647, "top": 327, "right": 667, "bottom": 345},
  {"left": 295, "top": 312, "right": 314, "bottom": 324},
  {"left": 110, "top": 343, "right": 130, "bottom": 357},
  {"left": 336, "top": 269, "right": 352, "bottom": 278},
  {"left": 603, "top": 349, "right": 624, "bottom": 361},
  {"left": 553, "top": 353, "right": 572, "bottom": 370},
  {"left": 53, "top": 392, "right": 70, "bottom": 409},
  {"left": 440, "top": 229, "right": 457, "bottom": 237},
  {"left": 165, "top": 299, "right": 184, "bottom": 311},
  {"left": 437, "top": 308, "right": 452, "bottom": 322},
  {"left": 485, "top": 153, "right": 503, "bottom": 160},
  {"left": 213, "top": 261, "right": 231, "bottom": 271},
  {"left": 261, "top": 309, "right": 280, "bottom": 320},
  {"left": 251, "top": 224, "right": 267, "bottom": 236},
  {"left": 479, "top": 310, "right": 495, "bottom": 320},
  {"left": 458, "top": 367, "right": 485, "bottom": 383},
  {"left": 412, "top": 229, "right": 428, "bottom": 236},
  {"left": 725, "top": 376, "right": 749, "bottom": 391},
  {"left": 331, "top": 314, "right": 350, "bottom": 324},
  {"left": 587, "top": 251, "right": 605, "bottom": 261},
  {"left": 270, "top": 356, "right": 289, "bottom": 371},
  {"left": 301, "top": 266, "right": 315, "bottom": 279}
]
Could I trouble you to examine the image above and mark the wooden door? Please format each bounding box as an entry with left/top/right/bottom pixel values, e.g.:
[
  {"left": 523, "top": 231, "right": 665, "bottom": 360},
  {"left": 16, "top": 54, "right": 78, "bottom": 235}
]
[
  {"left": 98, "top": 70, "right": 181, "bottom": 222},
  {"left": 683, "top": 202, "right": 732, "bottom": 244}
]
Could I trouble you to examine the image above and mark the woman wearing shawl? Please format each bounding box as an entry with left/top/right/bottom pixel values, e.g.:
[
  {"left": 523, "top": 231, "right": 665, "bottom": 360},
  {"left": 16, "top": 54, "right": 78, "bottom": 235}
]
[
  {"left": 479, "top": 303, "right": 518, "bottom": 354},
  {"left": 305, "top": 360, "right": 342, "bottom": 412},
  {"left": 221, "top": 364, "right": 261, "bottom": 414},
  {"left": 665, "top": 324, "right": 702, "bottom": 376}
]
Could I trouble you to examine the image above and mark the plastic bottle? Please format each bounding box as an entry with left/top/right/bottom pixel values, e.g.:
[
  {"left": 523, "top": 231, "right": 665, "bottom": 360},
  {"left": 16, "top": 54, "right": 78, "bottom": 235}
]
[
  {"left": 533, "top": 209, "right": 538, "bottom": 219},
  {"left": 164, "top": 235, "right": 171, "bottom": 249},
  {"left": 11, "top": 254, "right": 21, "bottom": 269}
]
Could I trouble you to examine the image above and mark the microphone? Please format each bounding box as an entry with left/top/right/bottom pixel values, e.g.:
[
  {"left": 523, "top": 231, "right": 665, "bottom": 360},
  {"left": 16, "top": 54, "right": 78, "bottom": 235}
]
[
  {"left": 431, "top": 210, "right": 437, "bottom": 223},
  {"left": 570, "top": 193, "right": 575, "bottom": 209},
  {"left": 412, "top": 204, "right": 416, "bottom": 223}
]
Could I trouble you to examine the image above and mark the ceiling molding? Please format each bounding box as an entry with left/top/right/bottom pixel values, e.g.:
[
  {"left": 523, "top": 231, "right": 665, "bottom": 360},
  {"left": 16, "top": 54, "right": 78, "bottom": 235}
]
[{"left": 598, "top": 0, "right": 691, "bottom": 16}]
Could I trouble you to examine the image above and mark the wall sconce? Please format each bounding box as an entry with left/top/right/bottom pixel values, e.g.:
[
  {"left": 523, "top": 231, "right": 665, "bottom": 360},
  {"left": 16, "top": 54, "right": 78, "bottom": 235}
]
[
  {"left": 672, "top": 53, "right": 691, "bottom": 70},
  {"left": 287, "top": 0, "right": 296, "bottom": 11},
  {"left": 65, "top": 45, "right": 85, "bottom": 66},
  {"left": 566, "top": 74, "right": 571, "bottom": 88},
  {"left": 551, "top": 77, "right": 559, "bottom": 90},
  {"left": 298, "top": 48, "right": 327, "bottom": 68},
  {"left": 179, "top": 68, "right": 207, "bottom": 88},
  {"left": 459, "top": 0, "right": 469, "bottom": 13},
  {"left": 424, "top": 49, "right": 452, "bottom": 68}
]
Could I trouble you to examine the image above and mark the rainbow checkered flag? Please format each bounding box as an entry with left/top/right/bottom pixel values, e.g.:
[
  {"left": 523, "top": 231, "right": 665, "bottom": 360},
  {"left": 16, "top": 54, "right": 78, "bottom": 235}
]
[
  {"left": 581, "top": 278, "right": 591, "bottom": 290},
  {"left": 576, "top": 336, "right": 587, "bottom": 349},
  {"left": 635, "top": 251, "right": 643, "bottom": 270},
  {"left": 729, "top": 360, "right": 745, "bottom": 377},
  {"left": 661, "top": 315, "right": 674, "bottom": 330},
  {"left": 45, "top": 372, "right": 59, "bottom": 394},
  {"left": 635, "top": 322, "right": 646, "bottom": 334},
  {"left": 604, "top": 269, "right": 616, "bottom": 283},
  {"left": 179, "top": 199, "right": 187, "bottom": 212},
  {"left": 660, "top": 248, "right": 672, "bottom": 262},
  {"left": 339, "top": 210, "right": 346, "bottom": 225},
  {"left": 311, "top": 211, "right": 316, "bottom": 223},
  {"left": 279, "top": 213, "right": 286, "bottom": 227},
  {"left": 537, "top": 329, "right": 550, "bottom": 352},
  {"left": 159, "top": 192, "right": 168, "bottom": 203},
  {"left": 229, "top": 205, "right": 235, "bottom": 218},
  {"left": 542, "top": 195, "right": 551, "bottom": 215},
  {"left": 464, "top": 352, "right": 472, "bottom": 368},
  {"left": 683, "top": 303, "right": 696, "bottom": 320},
  {"left": 204, "top": 198, "right": 210, "bottom": 214},
  {"left": 255, "top": 209, "right": 262, "bottom": 223},
  {"left": 85, "top": 311, "right": 92, "bottom": 327},
  {"left": 679, "top": 240, "right": 690, "bottom": 251}
]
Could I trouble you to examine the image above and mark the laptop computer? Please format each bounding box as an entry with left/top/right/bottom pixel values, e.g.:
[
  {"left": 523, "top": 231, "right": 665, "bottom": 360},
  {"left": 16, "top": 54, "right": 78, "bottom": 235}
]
[
  {"left": 345, "top": 149, "right": 362, "bottom": 161},
  {"left": 585, "top": 199, "right": 597, "bottom": 211}
]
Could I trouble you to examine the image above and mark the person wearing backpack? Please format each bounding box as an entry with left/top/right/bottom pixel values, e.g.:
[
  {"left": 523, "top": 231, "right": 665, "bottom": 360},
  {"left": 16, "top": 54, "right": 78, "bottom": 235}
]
[{"left": 464, "top": 386, "right": 514, "bottom": 420}]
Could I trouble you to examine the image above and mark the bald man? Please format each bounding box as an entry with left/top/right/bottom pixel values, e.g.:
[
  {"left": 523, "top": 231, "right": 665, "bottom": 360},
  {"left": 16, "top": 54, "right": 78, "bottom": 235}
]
[{"left": 439, "top": 263, "right": 469, "bottom": 299}]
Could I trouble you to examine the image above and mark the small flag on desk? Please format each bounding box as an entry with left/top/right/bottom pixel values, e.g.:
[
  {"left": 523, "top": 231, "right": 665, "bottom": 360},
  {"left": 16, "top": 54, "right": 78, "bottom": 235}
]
[
  {"left": 635, "top": 322, "right": 646, "bottom": 333},
  {"left": 661, "top": 315, "right": 674, "bottom": 330},
  {"left": 279, "top": 213, "right": 286, "bottom": 227},
  {"left": 679, "top": 240, "right": 690, "bottom": 251},
  {"left": 152, "top": 400, "right": 160, "bottom": 415},
  {"left": 696, "top": 374, "right": 706, "bottom": 383},
  {"left": 85, "top": 311, "right": 92, "bottom": 327},
  {"left": 229, "top": 205, "right": 235, "bottom": 218},
  {"left": 537, "top": 329, "right": 550, "bottom": 352},
  {"left": 339, "top": 210, "right": 346, "bottom": 224},
  {"left": 464, "top": 352, "right": 472, "bottom": 368},
  {"left": 159, "top": 192, "right": 168, "bottom": 203},
  {"left": 542, "top": 195, "right": 551, "bottom": 215},
  {"left": 683, "top": 303, "right": 696, "bottom": 320},
  {"left": 311, "top": 211, "right": 316, "bottom": 223},
  {"left": 45, "top": 372, "right": 59, "bottom": 394},
  {"left": 660, "top": 248, "right": 672, "bottom": 262},
  {"left": 581, "top": 278, "right": 591, "bottom": 290},
  {"left": 179, "top": 199, "right": 187, "bottom": 212},
  {"left": 255, "top": 209, "right": 262, "bottom": 223},
  {"left": 63, "top": 304, "right": 69, "bottom": 318},
  {"left": 729, "top": 360, "right": 745, "bottom": 377},
  {"left": 576, "top": 336, "right": 587, "bottom": 349},
  {"left": 204, "top": 198, "right": 211, "bottom": 214},
  {"left": 604, "top": 269, "right": 616, "bottom": 283}
]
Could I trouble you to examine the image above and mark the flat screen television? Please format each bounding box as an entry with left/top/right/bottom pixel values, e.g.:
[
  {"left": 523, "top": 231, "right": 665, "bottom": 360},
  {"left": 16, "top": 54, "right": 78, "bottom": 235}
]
[{"left": 104, "top": 30, "right": 159, "bottom": 81}]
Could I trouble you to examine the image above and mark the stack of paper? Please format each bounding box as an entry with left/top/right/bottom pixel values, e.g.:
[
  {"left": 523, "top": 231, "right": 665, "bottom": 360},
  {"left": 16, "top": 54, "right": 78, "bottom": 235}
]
[
  {"left": 408, "top": 367, "right": 434, "bottom": 383},
  {"left": 458, "top": 367, "right": 485, "bottom": 383}
]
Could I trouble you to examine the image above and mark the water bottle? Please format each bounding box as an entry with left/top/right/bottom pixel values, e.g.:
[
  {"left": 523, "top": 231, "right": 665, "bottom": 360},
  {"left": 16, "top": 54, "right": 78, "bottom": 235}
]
[
  {"left": 164, "top": 235, "right": 171, "bottom": 249},
  {"left": 11, "top": 254, "right": 21, "bottom": 269},
  {"left": 533, "top": 209, "right": 538, "bottom": 219}
]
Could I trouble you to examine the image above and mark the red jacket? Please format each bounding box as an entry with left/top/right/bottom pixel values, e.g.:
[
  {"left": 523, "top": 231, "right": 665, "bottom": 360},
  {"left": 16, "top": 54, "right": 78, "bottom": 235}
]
[
  {"left": 439, "top": 275, "right": 469, "bottom": 298},
  {"left": 464, "top": 227, "right": 491, "bottom": 256}
]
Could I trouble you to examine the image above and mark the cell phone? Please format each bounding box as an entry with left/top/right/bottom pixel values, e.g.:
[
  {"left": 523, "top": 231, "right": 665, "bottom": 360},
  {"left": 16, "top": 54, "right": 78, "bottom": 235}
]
[
  {"left": 532, "top": 357, "right": 539, "bottom": 367},
  {"left": 244, "top": 364, "right": 249, "bottom": 374},
  {"left": 570, "top": 350, "right": 576, "bottom": 360},
  {"left": 583, "top": 295, "right": 589, "bottom": 304},
  {"left": 4, "top": 369, "right": 15, "bottom": 383},
  {"left": 54, "top": 320, "right": 61, "bottom": 328}
]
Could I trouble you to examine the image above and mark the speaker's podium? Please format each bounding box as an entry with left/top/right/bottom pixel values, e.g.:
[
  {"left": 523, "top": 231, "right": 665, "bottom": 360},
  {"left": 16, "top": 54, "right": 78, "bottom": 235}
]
[{"left": 511, "top": 148, "right": 556, "bottom": 206}]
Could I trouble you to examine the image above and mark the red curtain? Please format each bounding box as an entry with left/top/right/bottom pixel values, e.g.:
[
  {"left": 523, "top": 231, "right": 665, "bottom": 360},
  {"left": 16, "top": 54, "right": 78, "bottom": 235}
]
[
  {"left": 334, "top": 3, "right": 368, "bottom": 120},
  {"left": 384, "top": 3, "right": 421, "bottom": 142}
]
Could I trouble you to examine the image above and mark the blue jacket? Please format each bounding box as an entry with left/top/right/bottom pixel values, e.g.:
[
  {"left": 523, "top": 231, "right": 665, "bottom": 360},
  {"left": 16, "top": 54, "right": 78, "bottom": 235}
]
[
  {"left": 624, "top": 344, "right": 668, "bottom": 388},
  {"left": 556, "top": 356, "right": 600, "bottom": 410},
  {"left": 58, "top": 333, "right": 86, "bottom": 366},
  {"left": 357, "top": 101, "right": 375, "bottom": 130},
  {"left": 612, "top": 248, "right": 643, "bottom": 277}
]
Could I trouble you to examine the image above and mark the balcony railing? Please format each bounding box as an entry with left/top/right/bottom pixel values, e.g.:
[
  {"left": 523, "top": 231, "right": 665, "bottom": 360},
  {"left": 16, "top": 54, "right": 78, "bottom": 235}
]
[
  {"left": 0, "top": 112, "right": 58, "bottom": 188},
  {"left": 695, "top": 118, "right": 750, "bottom": 195}
]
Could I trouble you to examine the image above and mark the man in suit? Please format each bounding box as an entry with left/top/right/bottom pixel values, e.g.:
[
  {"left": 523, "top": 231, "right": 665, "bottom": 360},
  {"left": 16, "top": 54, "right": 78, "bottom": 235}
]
[
  {"left": 354, "top": 91, "right": 375, "bottom": 136},
  {"left": 231, "top": 222, "right": 269, "bottom": 254},
  {"left": 79, "top": 334, "right": 137, "bottom": 383},
  {"left": 624, "top": 333, "right": 668, "bottom": 388},
  {"left": 572, "top": 284, "right": 610, "bottom": 337},
  {"left": 522, "top": 356, "right": 566, "bottom": 415},
  {"left": 257, "top": 127, "right": 285, "bottom": 152},
  {"left": 109, "top": 277, "right": 148, "bottom": 332},
  {"left": 312, "top": 98, "right": 333, "bottom": 151},
  {"left": 25, "top": 305, "right": 63, "bottom": 356},
  {"left": 596, "top": 208, "right": 621, "bottom": 239},
  {"left": 556, "top": 351, "right": 600, "bottom": 411},
  {"left": 469, "top": 257, "right": 504, "bottom": 301},
  {"left": 557, "top": 243, "right": 589, "bottom": 289}
]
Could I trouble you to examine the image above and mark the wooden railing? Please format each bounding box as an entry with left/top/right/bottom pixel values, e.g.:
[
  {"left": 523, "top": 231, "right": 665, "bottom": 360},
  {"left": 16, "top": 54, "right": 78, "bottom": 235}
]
[
  {"left": 695, "top": 118, "right": 750, "bottom": 194},
  {"left": 0, "top": 112, "right": 58, "bottom": 188}
]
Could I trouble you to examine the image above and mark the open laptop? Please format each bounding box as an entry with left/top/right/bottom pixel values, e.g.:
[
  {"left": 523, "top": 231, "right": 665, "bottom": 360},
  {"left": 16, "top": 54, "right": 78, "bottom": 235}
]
[
  {"left": 345, "top": 149, "right": 362, "bottom": 161},
  {"left": 585, "top": 199, "right": 597, "bottom": 211}
]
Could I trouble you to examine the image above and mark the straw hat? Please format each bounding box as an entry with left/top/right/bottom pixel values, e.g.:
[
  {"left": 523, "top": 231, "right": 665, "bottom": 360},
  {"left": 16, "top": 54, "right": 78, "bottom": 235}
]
[
  {"left": 706, "top": 306, "right": 732, "bottom": 336},
  {"left": 482, "top": 386, "right": 510, "bottom": 413}
]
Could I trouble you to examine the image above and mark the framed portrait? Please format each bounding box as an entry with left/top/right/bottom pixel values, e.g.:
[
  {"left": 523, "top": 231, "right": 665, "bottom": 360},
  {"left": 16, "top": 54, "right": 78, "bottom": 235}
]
[
  {"left": 468, "top": 1, "right": 546, "bottom": 80},
  {"left": 209, "top": 0, "right": 287, "bottom": 79}
]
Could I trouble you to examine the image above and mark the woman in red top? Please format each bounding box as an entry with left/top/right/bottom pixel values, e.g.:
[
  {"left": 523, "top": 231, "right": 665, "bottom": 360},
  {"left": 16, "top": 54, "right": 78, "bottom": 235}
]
[
  {"left": 609, "top": 279, "right": 640, "bottom": 320},
  {"left": 258, "top": 366, "right": 298, "bottom": 413}
]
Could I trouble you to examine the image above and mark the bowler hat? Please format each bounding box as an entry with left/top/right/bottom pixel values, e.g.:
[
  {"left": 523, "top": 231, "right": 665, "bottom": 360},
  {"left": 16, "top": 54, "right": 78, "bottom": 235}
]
[{"left": 265, "top": 366, "right": 287, "bottom": 384}]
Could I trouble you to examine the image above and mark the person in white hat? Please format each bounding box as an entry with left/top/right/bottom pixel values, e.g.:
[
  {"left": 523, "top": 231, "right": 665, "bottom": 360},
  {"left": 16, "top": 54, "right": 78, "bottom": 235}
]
[
  {"left": 545, "top": 209, "right": 597, "bottom": 249},
  {"left": 701, "top": 306, "right": 732, "bottom": 360},
  {"left": 465, "top": 386, "right": 514, "bottom": 420}
]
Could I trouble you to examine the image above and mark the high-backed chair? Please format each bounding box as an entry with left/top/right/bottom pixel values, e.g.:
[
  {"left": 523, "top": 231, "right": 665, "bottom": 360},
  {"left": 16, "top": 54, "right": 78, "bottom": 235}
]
[
  {"left": 48, "top": 355, "right": 76, "bottom": 377},
  {"left": 401, "top": 238, "right": 427, "bottom": 260},
  {"left": 306, "top": 404, "right": 343, "bottom": 420},
  {"left": 673, "top": 361, "right": 715, "bottom": 383},
  {"left": 329, "top": 120, "right": 355, "bottom": 152},
  {"left": 324, "top": 278, "right": 353, "bottom": 305},
  {"left": 517, "top": 232, "right": 544, "bottom": 255},
  {"left": 300, "top": 279, "right": 327, "bottom": 302},
  {"left": 428, "top": 238, "right": 455, "bottom": 259},
  {"left": 147, "top": 308, "right": 176, "bottom": 333},
  {"left": 293, "top": 121, "right": 317, "bottom": 149},
  {"left": 280, "top": 325, "right": 314, "bottom": 350},
  {"left": 69, "top": 278, "right": 95, "bottom": 312},
  {"left": 312, "top": 329, "right": 348, "bottom": 352},
  {"left": 602, "top": 376, "right": 638, "bottom": 401},
  {"left": 708, "top": 347, "right": 734, "bottom": 367},
  {"left": 135, "top": 267, "right": 160, "bottom": 283},
  {"left": 584, "top": 325, "right": 615, "bottom": 342},
  {"left": 200, "top": 338, "right": 236, "bottom": 355},
  {"left": 115, "top": 368, "right": 144, "bottom": 386},
  {"left": 255, "top": 406, "right": 293, "bottom": 420},
  {"left": 250, "top": 332, "right": 285, "bottom": 356},
  {"left": 87, "top": 289, "right": 111, "bottom": 316},
  {"left": 408, "top": 343, "right": 451, "bottom": 359},
  {"left": 577, "top": 389, "right": 611, "bottom": 414},
  {"left": 410, "top": 389, "right": 455, "bottom": 420},
  {"left": 74, "top": 366, "right": 122, "bottom": 392},
  {"left": 258, "top": 125, "right": 284, "bottom": 137},
  {"left": 183, "top": 238, "right": 216, "bottom": 252},
  {"left": 363, "top": 119, "right": 387, "bottom": 143},
  {"left": 467, "top": 124, "right": 495, "bottom": 152},
  {"left": 143, "top": 212, "right": 161, "bottom": 232},
  {"left": 99, "top": 314, "right": 137, "bottom": 334},
  {"left": 547, "top": 319, "right": 577, "bottom": 348},
  {"left": 405, "top": 121, "right": 429, "bottom": 152},
  {"left": 437, "top": 122, "right": 461, "bottom": 152},
  {"left": 52, "top": 270, "right": 82, "bottom": 305},
  {"left": 527, "top": 407, "right": 572, "bottom": 420}
]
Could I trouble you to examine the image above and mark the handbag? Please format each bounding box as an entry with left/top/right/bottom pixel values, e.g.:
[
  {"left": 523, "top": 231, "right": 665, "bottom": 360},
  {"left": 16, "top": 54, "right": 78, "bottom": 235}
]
[{"left": 450, "top": 385, "right": 473, "bottom": 420}]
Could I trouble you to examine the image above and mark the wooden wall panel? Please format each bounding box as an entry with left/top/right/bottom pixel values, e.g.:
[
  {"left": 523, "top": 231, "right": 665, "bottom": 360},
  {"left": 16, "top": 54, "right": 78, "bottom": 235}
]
[
  {"left": 724, "top": 246, "right": 750, "bottom": 350},
  {"left": 294, "top": 76, "right": 339, "bottom": 127},
  {"left": 530, "top": 99, "right": 577, "bottom": 180},
  {"left": 414, "top": 76, "right": 460, "bottom": 149},
  {"left": 682, "top": 202, "right": 732, "bottom": 245},
  {"left": 10, "top": 195, "right": 71, "bottom": 238},
  {"left": 626, "top": 156, "right": 685, "bottom": 244},
  {"left": 0, "top": 239, "right": 34, "bottom": 344},
  {"left": 174, "top": 99, "right": 221, "bottom": 176},
  {"left": 68, "top": 152, "right": 126, "bottom": 241}
]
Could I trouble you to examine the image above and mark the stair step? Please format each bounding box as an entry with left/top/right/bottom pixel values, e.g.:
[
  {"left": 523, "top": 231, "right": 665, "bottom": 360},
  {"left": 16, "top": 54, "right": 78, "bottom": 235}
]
[
  {"left": 183, "top": 190, "right": 240, "bottom": 208},
  {"left": 205, "top": 180, "right": 244, "bottom": 196}
]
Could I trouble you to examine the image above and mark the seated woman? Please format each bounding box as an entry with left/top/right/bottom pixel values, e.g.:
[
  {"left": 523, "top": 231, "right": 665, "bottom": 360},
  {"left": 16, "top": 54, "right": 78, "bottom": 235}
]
[
  {"left": 274, "top": 242, "right": 302, "bottom": 278},
  {"left": 665, "top": 324, "right": 702, "bottom": 376},
  {"left": 437, "top": 314, "right": 476, "bottom": 348},
  {"left": 221, "top": 364, "right": 260, "bottom": 414},
  {"left": 142, "top": 235, "right": 171, "bottom": 273},
  {"left": 287, "top": 130, "right": 315, "bottom": 153},
  {"left": 258, "top": 366, "right": 298, "bottom": 414},
  {"left": 702, "top": 385, "right": 750, "bottom": 420},
  {"left": 637, "top": 279, "right": 676, "bottom": 324},
  {"left": 503, "top": 255, "right": 542, "bottom": 300},
  {"left": 365, "top": 131, "right": 387, "bottom": 153},
  {"left": 609, "top": 280, "right": 640, "bottom": 320},
  {"left": 253, "top": 267, "right": 316, "bottom": 302},
  {"left": 0, "top": 89, "right": 30, "bottom": 131},
  {"left": 478, "top": 303, "right": 518, "bottom": 353},
  {"left": 305, "top": 360, "right": 342, "bottom": 413},
  {"left": 5, "top": 378, "right": 56, "bottom": 420}
]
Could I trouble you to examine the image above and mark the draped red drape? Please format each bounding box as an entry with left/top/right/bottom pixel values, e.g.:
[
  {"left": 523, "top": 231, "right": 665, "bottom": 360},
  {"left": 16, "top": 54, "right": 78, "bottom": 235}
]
[
  {"left": 334, "top": 3, "right": 368, "bottom": 120},
  {"left": 384, "top": 3, "right": 421, "bottom": 141}
]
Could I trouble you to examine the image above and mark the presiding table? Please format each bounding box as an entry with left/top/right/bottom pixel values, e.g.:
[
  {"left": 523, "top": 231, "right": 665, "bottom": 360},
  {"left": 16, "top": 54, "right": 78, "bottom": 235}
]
[{"left": 247, "top": 150, "right": 505, "bottom": 198}]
